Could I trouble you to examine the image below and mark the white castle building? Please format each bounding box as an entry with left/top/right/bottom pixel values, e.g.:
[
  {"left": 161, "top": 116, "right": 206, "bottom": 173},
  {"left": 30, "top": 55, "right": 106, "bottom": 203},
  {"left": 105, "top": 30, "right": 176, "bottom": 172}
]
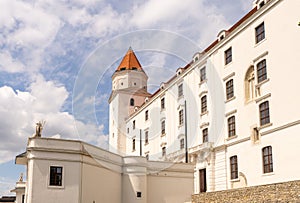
[{"left": 12, "top": 0, "right": 300, "bottom": 202}]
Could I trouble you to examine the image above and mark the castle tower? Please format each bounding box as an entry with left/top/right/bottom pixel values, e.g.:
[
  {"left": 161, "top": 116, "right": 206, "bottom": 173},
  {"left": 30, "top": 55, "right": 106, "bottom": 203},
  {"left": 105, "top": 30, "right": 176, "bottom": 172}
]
[{"left": 109, "top": 47, "right": 150, "bottom": 154}]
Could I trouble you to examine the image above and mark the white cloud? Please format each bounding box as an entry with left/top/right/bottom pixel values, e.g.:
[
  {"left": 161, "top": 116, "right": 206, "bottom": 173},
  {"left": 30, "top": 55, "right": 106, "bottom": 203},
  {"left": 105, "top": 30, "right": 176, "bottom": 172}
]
[
  {"left": 0, "top": 177, "right": 16, "bottom": 196},
  {"left": 0, "top": 0, "right": 61, "bottom": 73},
  {"left": 0, "top": 51, "right": 25, "bottom": 73},
  {"left": 0, "top": 77, "right": 108, "bottom": 164}
]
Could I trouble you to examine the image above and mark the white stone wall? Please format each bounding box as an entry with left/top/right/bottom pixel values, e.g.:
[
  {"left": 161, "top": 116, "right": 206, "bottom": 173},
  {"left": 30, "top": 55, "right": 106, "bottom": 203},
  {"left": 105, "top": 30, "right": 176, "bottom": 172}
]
[
  {"left": 125, "top": 0, "right": 300, "bottom": 194},
  {"left": 20, "top": 138, "right": 194, "bottom": 203}
]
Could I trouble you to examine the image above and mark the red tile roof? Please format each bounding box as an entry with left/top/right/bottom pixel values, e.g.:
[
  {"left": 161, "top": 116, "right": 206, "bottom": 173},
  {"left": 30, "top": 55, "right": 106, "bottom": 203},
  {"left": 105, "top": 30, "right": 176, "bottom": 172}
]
[{"left": 116, "top": 47, "right": 144, "bottom": 72}]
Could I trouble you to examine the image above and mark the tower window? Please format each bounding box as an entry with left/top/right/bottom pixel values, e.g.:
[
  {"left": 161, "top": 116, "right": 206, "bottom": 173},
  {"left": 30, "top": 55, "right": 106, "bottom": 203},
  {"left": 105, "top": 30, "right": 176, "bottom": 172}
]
[
  {"left": 49, "top": 166, "right": 63, "bottom": 186},
  {"left": 120, "top": 67, "right": 126, "bottom": 71},
  {"left": 257, "top": 59, "right": 267, "bottom": 83},
  {"left": 130, "top": 98, "right": 135, "bottom": 106},
  {"left": 262, "top": 146, "right": 273, "bottom": 173},
  {"left": 132, "top": 67, "right": 137, "bottom": 70},
  {"left": 202, "top": 128, "right": 208, "bottom": 143},
  {"left": 133, "top": 120, "right": 136, "bottom": 130},
  {"left": 225, "top": 47, "right": 232, "bottom": 65},
  {"left": 145, "top": 110, "right": 149, "bottom": 121},
  {"left": 259, "top": 101, "right": 270, "bottom": 126},
  {"left": 230, "top": 156, "right": 238, "bottom": 179},
  {"left": 255, "top": 22, "right": 265, "bottom": 44}
]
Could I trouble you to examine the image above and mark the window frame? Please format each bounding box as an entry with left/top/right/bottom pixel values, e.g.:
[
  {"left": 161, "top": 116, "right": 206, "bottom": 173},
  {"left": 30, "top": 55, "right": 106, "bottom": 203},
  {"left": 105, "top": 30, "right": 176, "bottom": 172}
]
[
  {"left": 228, "top": 116, "right": 236, "bottom": 137},
  {"left": 178, "top": 84, "right": 183, "bottom": 97},
  {"left": 130, "top": 98, "right": 135, "bottom": 106},
  {"left": 230, "top": 156, "right": 238, "bottom": 180},
  {"left": 226, "top": 79, "right": 234, "bottom": 100},
  {"left": 49, "top": 166, "right": 63, "bottom": 187},
  {"left": 132, "top": 138, "right": 136, "bottom": 151},
  {"left": 201, "top": 95, "right": 207, "bottom": 114},
  {"left": 161, "top": 120, "right": 166, "bottom": 135},
  {"left": 262, "top": 146, "right": 273, "bottom": 173},
  {"left": 255, "top": 22, "right": 265, "bottom": 44},
  {"left": 225, "top": 47, "right": 232, "bottom": 65},
  {"left": 162, "top": 146, "right": 166, "bottom": 157},
  {"left": 161, "top": 98, "right": 165, "bottom": 110},
  {"left": 133, "top": 120, "right": 136, "bottom": 130},
  {"left": 145, "top": 110, "right": 149, "bottom": 121},
  {"left": 259, "top": 101, "right": 270, "bottom": 126},
  {"left": 257, "top": 59, "right": 267, "bottom": 83},
  {"left": 179, "top": 109, "right": 184, "bottom": 126},
  {"left": 180, "top": 138, "right": 184, "bottom": 149},
  {"left": 145, "top": 131, "right": 149, "bottom": 145},
  {"left": 200, "top": 67, "right": 206, "bottom": 82},
  {"left": 202, "top": 128, "right": 208, "bottom": 143}
]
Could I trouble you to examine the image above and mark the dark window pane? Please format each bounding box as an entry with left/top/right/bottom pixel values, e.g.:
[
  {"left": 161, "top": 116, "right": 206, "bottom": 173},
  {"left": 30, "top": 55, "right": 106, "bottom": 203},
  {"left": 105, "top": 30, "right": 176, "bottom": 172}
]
[
  {"left": 226, "top": 79, "right": 234, "bottom": 100},
  {"left": 256, "top": 22, "right": 265, "bottom": 43},
  {"left": 49, "top": 166, "right": 63, "bottom": 186},
  {"left": 225, "top": 47, "right": 232, "bottom": 65}
]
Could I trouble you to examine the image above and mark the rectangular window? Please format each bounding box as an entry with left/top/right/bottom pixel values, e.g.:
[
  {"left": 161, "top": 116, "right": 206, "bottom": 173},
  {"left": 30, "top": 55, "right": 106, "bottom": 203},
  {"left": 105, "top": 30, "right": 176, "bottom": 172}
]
[
  {"left": 49, "top": 166, "right": 63, "bottom": 186},
  {"left": 162, "top": 147, "right": 166, "bottom": 157},
  {"left": 259, "top": 101, "right": 270, "bottom": 126},
  {"left": 145, "top": 110, "right": 149, "bottom": 121},
  {"left": 257, "top": 59, "right": 267, "bottom": 83},
  {"left": 230, "top": 156, "right": 238, "bottom": 179},
  {"left": 225, "top": 47, "right": 232, "bottom": 65},
  {"left": 161, "top": 120, "right": 165, "bottom": 135},
  {"left": 228, "top": 116, "right": 236, "bottom": 137},
  {"left": 179, "top": 109, "right": 184, "bottom": 126},
  {"left": 226, "top": 79, "right": 234, "bottom": 100},
  {"left": 132, "top": 138, "right": 136, "bottom": 151},
  {"left": 200, "top": 67, "right": 206, "bottom": 82},
  {"left": 201, "top": 95, "right": 207, "bottom": 114},
  {"left": 145, "top": 131, "right": 149, "bottom": 145},
  {"left": 133, "top": 120, "right": 135, "bottom": 130},
  {"left": 178, "top": 84, "right": 183, "bottom": 97},
  {"left": 127, "top": 128, "right": 129, "bottom": 133},
  {"left": 180, "top": 138, "right": 184, "bottom": 149},
  {"left": 161, "top": 98, "right": 165, "bottom": 110},
  {"left": 202, "top": 128, "right": 208, "bottom": 143},
  {"left": 255, "top": 22, "right": 265, "bottom": 43},
  {"left": 262, "top": 146, "right": 273, "bottom": 173}
]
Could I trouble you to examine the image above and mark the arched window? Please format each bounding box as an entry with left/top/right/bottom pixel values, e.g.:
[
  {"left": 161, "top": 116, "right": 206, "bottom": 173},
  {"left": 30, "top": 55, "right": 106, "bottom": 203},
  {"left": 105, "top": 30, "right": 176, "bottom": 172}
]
[
  {"left": 130, "top": 98, "right": 134, "bottom": 106},
  {"left": 245, "top": 66, "right": 255, "bottom": 102}
]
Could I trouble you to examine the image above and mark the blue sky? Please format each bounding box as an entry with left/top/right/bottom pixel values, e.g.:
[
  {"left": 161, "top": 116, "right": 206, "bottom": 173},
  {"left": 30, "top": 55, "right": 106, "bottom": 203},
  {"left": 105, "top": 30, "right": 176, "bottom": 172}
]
[{"left": 0, "top": 0, "right": 253, "bottom": 195}]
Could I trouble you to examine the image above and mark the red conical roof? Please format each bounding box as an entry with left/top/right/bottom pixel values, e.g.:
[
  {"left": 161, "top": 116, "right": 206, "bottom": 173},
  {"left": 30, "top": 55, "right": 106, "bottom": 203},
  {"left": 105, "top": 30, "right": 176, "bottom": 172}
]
[{"left": 116, "top": 47, "right": 144, "bottom": 72}]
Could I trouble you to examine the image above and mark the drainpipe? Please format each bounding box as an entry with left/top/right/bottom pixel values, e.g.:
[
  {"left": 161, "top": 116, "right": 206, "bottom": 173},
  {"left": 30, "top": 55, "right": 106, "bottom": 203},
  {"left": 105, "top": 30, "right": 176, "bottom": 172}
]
[
  {"left": 140, "top": 129, "right": 142, "bottom": 156},
  {"left": 185, "top": 100, "right": 188, "bottom": 163}
]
